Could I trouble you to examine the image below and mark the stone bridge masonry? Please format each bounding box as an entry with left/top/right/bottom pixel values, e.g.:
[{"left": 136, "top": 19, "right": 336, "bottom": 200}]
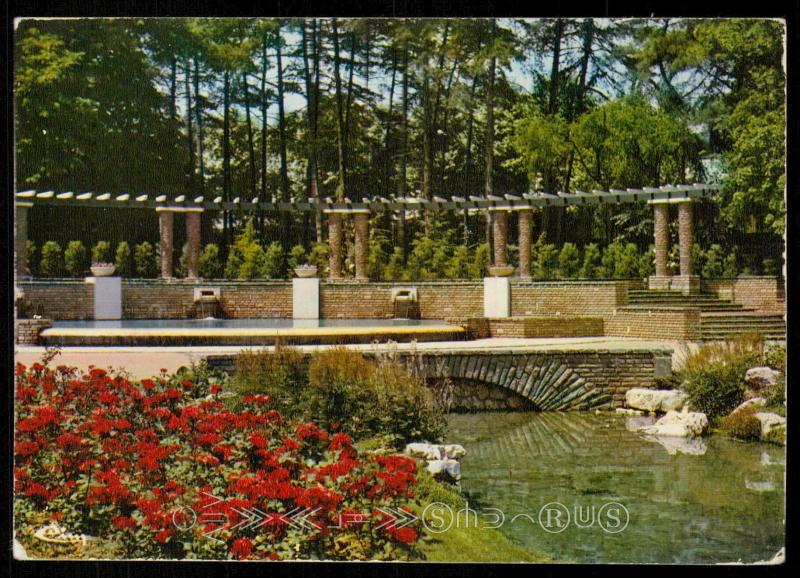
[{"left": 206, "top": 345, "right": 673, "bottom": 412}]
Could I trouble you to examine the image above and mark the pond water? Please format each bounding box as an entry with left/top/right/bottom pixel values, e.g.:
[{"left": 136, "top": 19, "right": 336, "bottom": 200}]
[{"left": 445, "top": 411, "right": 785, "bottom": 564}]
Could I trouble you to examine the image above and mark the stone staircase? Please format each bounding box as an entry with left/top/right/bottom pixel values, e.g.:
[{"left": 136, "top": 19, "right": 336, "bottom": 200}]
[{"left": 627, "top": 289, "right": 786, "bottom": 340}]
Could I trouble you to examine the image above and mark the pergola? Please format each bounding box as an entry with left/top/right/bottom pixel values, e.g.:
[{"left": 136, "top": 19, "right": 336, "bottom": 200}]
[{"left": 15, "top": 183, "right": 720, "bottom": 292}]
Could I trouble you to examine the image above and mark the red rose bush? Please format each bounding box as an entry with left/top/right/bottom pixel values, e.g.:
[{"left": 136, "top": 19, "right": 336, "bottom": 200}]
[{"left": 14, "top": 361, "right": 424, "bottom": 560}]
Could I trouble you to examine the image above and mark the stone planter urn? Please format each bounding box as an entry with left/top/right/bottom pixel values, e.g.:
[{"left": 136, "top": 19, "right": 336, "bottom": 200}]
[
  {"left": 488, "top": 265, "right": 514, "bottom": 277},
  {"left": 90, "top": 263, "right": 116, "bottom": 277},
  {"left": 294, "top": 264, "right": 318, "bottom": 278}
]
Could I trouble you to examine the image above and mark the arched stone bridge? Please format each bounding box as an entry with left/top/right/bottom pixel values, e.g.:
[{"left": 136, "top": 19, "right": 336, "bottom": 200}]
[{"left": 206, "top": 344, "right": 672, "bottom": 412}]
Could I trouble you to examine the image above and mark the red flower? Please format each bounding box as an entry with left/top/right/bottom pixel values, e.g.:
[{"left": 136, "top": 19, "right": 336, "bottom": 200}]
[
  {"left": 112, "top": 516, "right": 138, "bottom": 531},
  {"left": 15, "top": 441, "right": 40, "bottom": 457},
  {"left": 230, "top": 538, "right": 253, "bottom": 560},
  {"left": 250, "top": 433, "right": 268, "bottom": 449},
  {"left": 210, "top": 384, "right": 222, "bottom": 395},
  {"left": 181, "top": 379, "right": 194, "bottom": 390},
  {"left": 154, "top": 529, "right": 173, "bottom": 543},
  {"left": 393, "top": 526, "right": 418, "bottom": 545},
  {"left": 141, "top": 378, "right": 156, "bottom": 391}
]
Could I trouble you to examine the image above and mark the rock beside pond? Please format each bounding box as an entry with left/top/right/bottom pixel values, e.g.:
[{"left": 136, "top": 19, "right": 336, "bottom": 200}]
[
  {"left": 405, "top": 442, "right": 466, "bottom": 460},
  {"left": 638, "top": 410, "right": 709, "bottom": 437},
  {"left": 745, "top": 367, "right": 780, "bottom": 388},
  {"left": 616, "top": 407, "right": 644, "bottom": 416},
  {"left": 754, "top": 412, "right": 786, "bottom": 445},
  {"left": 643, "top": 435, "right": 708, "bottom": 456},
  {"left": 426, "top": 459, "right": 461, "bottom": 481},
  {"left": 625, "top": 388, "right": 688, "bottom": 413},
  {"left": 731, "top": 397, "right": 767, "bottom": 414}
]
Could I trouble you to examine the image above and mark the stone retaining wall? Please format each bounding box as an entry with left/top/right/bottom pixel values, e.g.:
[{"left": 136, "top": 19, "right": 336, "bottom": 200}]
[
  {"left": 487, "top": 316, "right": 604, "bottom": 338},
  {"left": 605, "top": 308, "right": 701, "bottom": 341},
  {"left": 702, "top": 277, "right": 786, "bottom": 313},
  {"left": 15, "top": 318, "right": 52, "bottom": 345}
]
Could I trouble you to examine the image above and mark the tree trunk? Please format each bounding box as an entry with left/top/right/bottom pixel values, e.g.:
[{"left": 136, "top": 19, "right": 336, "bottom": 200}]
[
  {"left": 193, "top": 56, "right": 205, "bottom": 195},
  {"left": 260, "top": 34, "right": 269, "bottom": 201},
  {"left": 463, "top": 71, "right": 479, "bottom": 245},
  {"left": 184, "top": 60, "right": 195, "bottom": 190},
  {"left": 243, "top": 72, "right": 257, "bottom": 195},
  {"left": 548, "top": 19, "right": 564, "bottom": 116},
  {"left": 384, "top": 49, "right": 397, "bottom": 198},
  {"left": 439, "top": 60, "right": 458, "bottom": 196},
  {"left": 343, "top": 31, "right": 357, "bottom": 194},
  {"left": 332, "top": 19, "right": 347, "bottom": 201},
  {"left": 222, "top": 68, "right": 231, "bottom": 253},
  {"left": 170, "top": 57, "right": 177, "bottom": 119},
  {"left": 302, "top": 20, "right": 322, "bottom": 243},
  {"left": 397, "top": 41, "right": 409, "bottom": 259},
  {"left": 485, "top": 20, "right": 497, "bottom": 254},
  {"left": 276, "top": 30, "right": 290, "bottom": 204}
]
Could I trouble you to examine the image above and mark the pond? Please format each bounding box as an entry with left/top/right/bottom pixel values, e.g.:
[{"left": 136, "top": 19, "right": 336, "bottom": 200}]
[{"left": 445, "top": 411, "right": 785, "bottom": 564}]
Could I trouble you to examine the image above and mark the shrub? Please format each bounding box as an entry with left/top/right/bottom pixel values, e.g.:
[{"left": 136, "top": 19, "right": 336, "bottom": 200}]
[
  {"left": 680, "top": 335, "right": 763, "bottom": 419},
  {"left": 445, "top": 246, "right": 471, "bottom": 279},
  {"left": 615, "top": 243, "right": 640, "bottom": 278},
  {"left": 14, "top": 360, "right": 423, "bottom": 561},
  {"left": 764, "top": 342, "right": 786, "bottom": 372},
  {"left": 115, "top": 242, "right": 132, "bottom": 277},
  {"left": 40, "top": 241, "right": 63, "bottom": 277},
  {"left": 601, "top": 241, "right": 623, "bottom": 278},
  {"left": 762, "top": 257, "right": 778, "bottom": 276},
  {"left": 719, "top": 406, "right": 762, "bottom": 440},
  {"left": 225, "top": 220, "right": 264, "bottom": 279},
  {"left": 92, "top": 240, "right": 111, "bottom": 264},
  {"left": 262, "top": 242, "right": 286, "bottom": 279},
  {"left": 307, "top": 242, "right": 329, "bottom": 277},
  {"left": 199, "top": 243, "right": 223, "bottom": 279},
  {"left": 580, "top": 243, "right": 602, "bottom": 278},
  {"left": 383, "top": 247, "right": 406, "bottom": 280},
  {"left": 134, "top": 242, "right": 159, "bottom": 278},
  {"left": 468, "top": 243, "right": 490, "bottom": 279},
  {"left": 288, "top": 244, "right": 307, "bottom": 271},
  {"left": 534, "top": 242, "right": 558, "bottom": 279},
  {"left": 702, "top": 244, "right": 724, "bottom": 278},
  {"left": 557, "top": 243, "right": 581, "bottom": 278},
  {"left": 26, "top": 240, "right": 38, "bottom": 276},
  {"left": 722, "top": 250, "right": 739, "bottom": 278},
  {"left": 638, "top": 246, "right": 654, "bottom": 278},
  {"left": 234, "top": 347, "right": 445, "bottom": 448},
  {"left": 64, "top": 241, "right": 88, "bottom": 277}
]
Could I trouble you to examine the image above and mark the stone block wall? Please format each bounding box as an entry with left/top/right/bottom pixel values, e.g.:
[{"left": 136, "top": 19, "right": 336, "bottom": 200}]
[
  {"left": 18, "top": 281, "right": 93, "bottom": 320},
  {"left": 486, "top": 316, "right": 604, "bottom": 338},
  {"left": 510, "top": 281, "right": 632, "bottom": 318},
  {"left": 605, "top": 308, "right": 701, "bottom": 341},
  {"left": 702, "top": 277, "right": 786, "bottom": 313},
  {"left": 15, "top": 318, "right": 52, "bottom": 345}
]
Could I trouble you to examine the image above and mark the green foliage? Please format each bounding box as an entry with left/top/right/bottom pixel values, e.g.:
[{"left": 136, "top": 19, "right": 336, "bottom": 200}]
[
  {"left": 384, "top": 248, "right": 407, "bottom": 280},
  {"left": 234, "top": 347, "right": 445, "bottom": 448},
  {"left": 557, "top": 242, "right": 581, "bottom": 278},
  {"left": 638, "top": 246, "right": 654, "bottom": 277},
  {"left": 134, "top": 241, "right": 158, "bottom": 278},
  {"left": 532, "top": 234, "right": 557, "bottom": 279},
  {"left": 40, "top": 241, "right": 63, "bottom": 277},
  {"left": 91, "top": 241, "right": 110, "bottom": 264},
  {"left": 307, "top": 242, "right": 329, "bottom": 277},
  {"left": 115, "top": 241, "right": 132, "bottom": 277},
  {"left": 26, "top": 241, "right": 38, "bottom": 276},
  {"left": 719, "top": 407, "right": 762, "bottom": 441},
  {"left": 580, "top": 243, "right": 602, "bottom": 279},
  {"left": 225, "top": 220, "right": 265, "bottom": 279},
  {"left": 702, "top": 244, "right": 724, "bottom": 278},
  {"left": 198, "top": 243, "right": 223, "bottom": 279},
  {"left": 262, "top": 241, "right": 287, "bottom": 279},
  {"left": 469, "top": 244, "right": 490, "bottom": 279},
  {"left": 722, "top": 250, "right": 739, "bottom": 278},
  {"left": 680, "top": 335, "right": 764, "bottom": 419},
  {"left": 64, "top": 240, "right": 87, "bottom": 277},
  {"left": 445, "top": 246, "right": 472, "bottom": 279},
  {"left": 288, "top": 244, "right": 307, "bottom": 270}
]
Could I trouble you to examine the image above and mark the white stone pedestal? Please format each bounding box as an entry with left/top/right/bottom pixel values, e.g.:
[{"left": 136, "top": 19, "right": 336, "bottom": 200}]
[
  {"left": 293, "top": 277, "right": 320, "bottom": 319},
  {"left": 87, "top": 276, "right": 122, "bottom": 320},
  {"left": 484, "top": 277, "right": 511, "bottom": 318}
]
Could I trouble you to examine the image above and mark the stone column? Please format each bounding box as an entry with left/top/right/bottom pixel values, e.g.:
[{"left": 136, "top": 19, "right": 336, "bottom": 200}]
[
  {"left": 328, "top": 212, "right": 343, "bottom": 279},
  {"left": 353, "top": 211, "right": 369, "bottom": 281},
  {"left": 678, "top": 201, "right": 694, "bottom": 277},
  {"left": 491, "top": 210, "right": 509, "bottom": 267},
  {"left": 518, "top": 209, "right": 533, "bottom": 278},
  {"left": 15, "top": 203, "right": 32, "bottom": 280},
  {"left": 653, "top": 203, "right": 670, "bottom": 277},
  {"left": 185, "top": 210, "right": 202, "bottom": 279},
  {"left": 158, "top": 209, "right": 175, "bottom": 279}
]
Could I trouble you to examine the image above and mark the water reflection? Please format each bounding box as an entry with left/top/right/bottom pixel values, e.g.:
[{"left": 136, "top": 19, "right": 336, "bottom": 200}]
[{"left": 446, "top": 411, "right": 785, "bottom": 564}]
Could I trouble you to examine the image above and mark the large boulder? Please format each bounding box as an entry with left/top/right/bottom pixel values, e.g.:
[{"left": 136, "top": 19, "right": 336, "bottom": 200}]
[
  {"left": 754, "top": 412, "right": 786, "bottom": 444},
  {"left": 745, "top": 367, "right": 780, "bottom": 388},
  {"left": 405, "top": 443, "right": 466, "bottom": 460},
  {"left": 731, "top": 397, "right": 767, "bottom": 414},
  {"left": 638, "top": 410, "right": 709, "bottom": 437},
  {"left": 625, "top": 388, "right": 688, "bottom": 413},
  {"left": 642, "top": 435, "right": 708, "bottom": 456},
  {"left": 426, "top": 459, "right": 461, "bottom": 481}
]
